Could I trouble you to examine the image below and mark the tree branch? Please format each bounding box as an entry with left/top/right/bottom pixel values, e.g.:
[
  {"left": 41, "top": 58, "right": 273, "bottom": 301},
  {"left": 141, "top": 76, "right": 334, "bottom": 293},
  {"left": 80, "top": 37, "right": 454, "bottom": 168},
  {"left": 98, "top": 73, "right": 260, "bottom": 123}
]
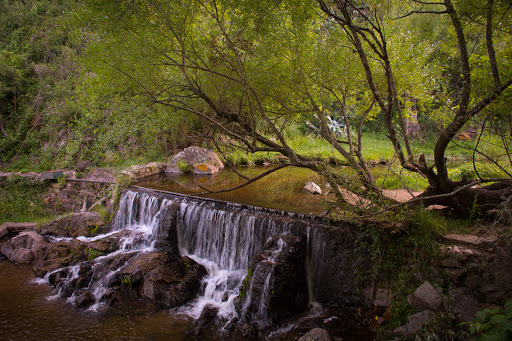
[
  {"left": 195, "top": 163, "right": 291, "bottom": 195},
  {"left": 364, "top": 178, "right": 511, "bottom": 218}
]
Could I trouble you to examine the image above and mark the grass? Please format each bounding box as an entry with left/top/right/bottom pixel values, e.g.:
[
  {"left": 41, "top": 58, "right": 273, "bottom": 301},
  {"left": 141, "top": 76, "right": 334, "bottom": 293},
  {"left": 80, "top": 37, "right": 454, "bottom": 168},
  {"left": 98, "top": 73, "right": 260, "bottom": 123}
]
[
  {"left": 0, "top": 176, "right": 60, "bottom": 225},
  {"left": 3, "top": 123, "right": 510, "bottom": 198}
]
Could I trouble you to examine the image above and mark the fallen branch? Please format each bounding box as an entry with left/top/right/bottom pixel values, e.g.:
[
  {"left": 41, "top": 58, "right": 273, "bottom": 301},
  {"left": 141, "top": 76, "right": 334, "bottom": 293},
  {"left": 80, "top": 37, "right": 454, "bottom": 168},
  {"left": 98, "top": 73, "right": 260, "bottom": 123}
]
[{"left": 88, "top": 195, "right": 108, "bottom": 212}]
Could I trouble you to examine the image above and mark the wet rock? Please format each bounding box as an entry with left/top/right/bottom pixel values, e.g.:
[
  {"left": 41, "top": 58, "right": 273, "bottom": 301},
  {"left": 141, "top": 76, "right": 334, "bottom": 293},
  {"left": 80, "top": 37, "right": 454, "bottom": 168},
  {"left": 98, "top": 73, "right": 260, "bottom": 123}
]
[
  {"left": 304, "top": 181, "right": 322, "bottom": 195},
  {"left": 75, "top": 290, "right": 95, "bottom": 308},
  {"left": 152, "top": 203, "right": 180, "bottom": 257},
  {"left": 119, "top": 252, "right": 206, "bottom": 307},
  {"left": 298, "top": 328, "right": 333, "bottom": 341},
  {"left": 169, "top": 146, "right": 224, "bottom": 175},
  {"left": 237, "top": 322, "right": 257, "bottom": 339},
  {"left": 0, "top": 231, "right": 47, "bottom": 264},
  {"left": 48, "top": 269, "right": 68, "bottom": 285},
  {"left": 33, "top": 234, "right": 120, "bottom": 276},
  {"left": 240, "top": 233, "right": 309, "bottom": 329},
  {"left": 188, "top": 304, "right": 220, "bottom": 339},
  {"left": 407, "top": 281, "right": 443, "bottom": 312},
  {"left": 40, "top": 212, "right": 105, "bottom": 238},
  {"left": 294, "top": 316, "right": 326, "bottom": 334}
]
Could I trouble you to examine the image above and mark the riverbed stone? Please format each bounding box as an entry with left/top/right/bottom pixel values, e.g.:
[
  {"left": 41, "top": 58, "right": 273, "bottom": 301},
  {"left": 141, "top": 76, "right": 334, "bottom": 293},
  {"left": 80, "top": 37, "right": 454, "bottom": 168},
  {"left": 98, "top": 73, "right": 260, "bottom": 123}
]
[
  {"left": 298, "top": 328, "right": 333, "bottom": 341},
  {"left": 170, "top": 146, "right": 224, "bottom": 175},
  {"left": 407, "top": 281, "right": 443, "bottom": 312},
  {"left": 304, "top": 181, "right": 322, "bottom": 195},
  {"left": 188, "top": 304, "right": 220, "bottom": 339},
  {"left": 0, "top": 231, "right": 47, "bottom": 264}
]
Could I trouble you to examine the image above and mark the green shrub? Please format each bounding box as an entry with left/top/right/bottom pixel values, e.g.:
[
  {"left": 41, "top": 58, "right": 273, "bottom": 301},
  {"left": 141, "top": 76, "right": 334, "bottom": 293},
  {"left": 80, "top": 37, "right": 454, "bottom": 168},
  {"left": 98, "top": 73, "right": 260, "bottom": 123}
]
[{"left": 467, "top": 299, "right": 512, "bottom": 340}]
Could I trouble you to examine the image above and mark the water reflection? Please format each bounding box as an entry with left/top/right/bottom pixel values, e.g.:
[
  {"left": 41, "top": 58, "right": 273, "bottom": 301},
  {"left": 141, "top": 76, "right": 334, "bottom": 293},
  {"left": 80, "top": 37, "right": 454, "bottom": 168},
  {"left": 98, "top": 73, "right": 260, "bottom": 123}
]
[{"left": 137, "top": 166, "right": 336, "bottom": 216}]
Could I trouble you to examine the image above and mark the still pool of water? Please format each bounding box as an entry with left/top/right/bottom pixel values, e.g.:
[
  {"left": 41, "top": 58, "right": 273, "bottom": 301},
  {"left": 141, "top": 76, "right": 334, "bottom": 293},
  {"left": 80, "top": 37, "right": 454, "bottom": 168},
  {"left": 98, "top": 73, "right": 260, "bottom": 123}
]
[
  {"left": 137, "top": 166, "right": 338, "bottom": 216},
  {"left": 0, "top": 260, "right": 192, "bottom": 340}
]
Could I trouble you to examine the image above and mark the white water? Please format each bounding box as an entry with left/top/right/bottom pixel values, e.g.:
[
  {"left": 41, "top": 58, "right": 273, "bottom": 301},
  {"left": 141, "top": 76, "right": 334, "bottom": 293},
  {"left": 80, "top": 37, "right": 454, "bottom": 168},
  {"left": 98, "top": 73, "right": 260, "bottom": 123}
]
[{"left": 41, "top": 189, "right": 326, "bottom": 325}]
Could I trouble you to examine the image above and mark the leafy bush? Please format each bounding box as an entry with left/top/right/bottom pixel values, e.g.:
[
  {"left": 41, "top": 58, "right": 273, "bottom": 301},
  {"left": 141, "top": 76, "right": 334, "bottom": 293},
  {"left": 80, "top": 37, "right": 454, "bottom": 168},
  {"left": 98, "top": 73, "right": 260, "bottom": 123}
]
[{"left": 467, "top": 299, "right": 512, "bottom": 340}]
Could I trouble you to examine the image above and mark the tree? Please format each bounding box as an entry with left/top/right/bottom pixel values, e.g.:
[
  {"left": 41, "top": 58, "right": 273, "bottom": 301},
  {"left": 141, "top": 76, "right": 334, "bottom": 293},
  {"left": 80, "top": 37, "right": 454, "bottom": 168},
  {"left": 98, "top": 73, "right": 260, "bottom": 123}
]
[
  {"left": 83, "top": 0, "right": 512, "bottom": 216},
  {"left": 317, "top": 0, "right": 512, "bottom": 215},
  {"left": 82, "top": 0, "right": 384, "bottom": 208}
]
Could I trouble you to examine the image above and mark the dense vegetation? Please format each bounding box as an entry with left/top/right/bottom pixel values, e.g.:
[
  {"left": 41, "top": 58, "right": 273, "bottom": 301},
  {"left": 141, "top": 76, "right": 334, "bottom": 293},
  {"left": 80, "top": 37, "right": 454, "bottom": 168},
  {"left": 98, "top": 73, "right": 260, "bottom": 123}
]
[{"left": 1, "top": 0, "right": 512, "bottom": 217}]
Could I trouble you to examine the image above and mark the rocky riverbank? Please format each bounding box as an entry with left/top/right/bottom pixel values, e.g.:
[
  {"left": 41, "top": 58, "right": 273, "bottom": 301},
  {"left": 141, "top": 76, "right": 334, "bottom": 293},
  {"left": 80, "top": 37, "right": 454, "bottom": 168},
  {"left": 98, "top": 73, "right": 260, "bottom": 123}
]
[{"left": 0, "top": 146, "right": 511, "bottom": 340}]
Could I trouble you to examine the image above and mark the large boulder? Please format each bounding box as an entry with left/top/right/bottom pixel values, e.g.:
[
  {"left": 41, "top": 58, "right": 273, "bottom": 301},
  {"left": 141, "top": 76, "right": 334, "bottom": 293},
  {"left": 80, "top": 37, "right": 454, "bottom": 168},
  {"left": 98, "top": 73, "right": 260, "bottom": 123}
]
[
  {"left": 119, "top": 252, "right": 206, "bottom": 307},
  {"left": 169, "top": 146, "right": 224, "bottom": 175},
  {"left": 39, "top": 212, "right": 105, "bottom": 238},
  {"left": 0, "top": 231, "right": 47, "bottom": 264},
  {"left": 239, "top": 233, "right": 309, "bottom": 329},
  {"left": 33, "top": 234, "right": 121, "bottom": 276}
]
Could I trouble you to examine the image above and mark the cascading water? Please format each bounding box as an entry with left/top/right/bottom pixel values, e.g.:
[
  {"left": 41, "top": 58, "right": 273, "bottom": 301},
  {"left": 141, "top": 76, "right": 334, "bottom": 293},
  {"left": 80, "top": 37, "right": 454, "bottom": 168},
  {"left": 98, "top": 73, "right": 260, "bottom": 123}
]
[{"left": 41, "top": 189, "right": 328, "bottom": 327}]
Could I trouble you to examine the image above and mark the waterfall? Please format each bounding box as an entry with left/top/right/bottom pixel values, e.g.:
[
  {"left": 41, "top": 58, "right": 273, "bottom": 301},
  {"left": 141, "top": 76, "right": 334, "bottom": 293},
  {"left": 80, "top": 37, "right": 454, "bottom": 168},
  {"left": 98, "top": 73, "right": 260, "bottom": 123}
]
[{"left": 43, "top": 189, "right": 328, "bottom": 325}]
